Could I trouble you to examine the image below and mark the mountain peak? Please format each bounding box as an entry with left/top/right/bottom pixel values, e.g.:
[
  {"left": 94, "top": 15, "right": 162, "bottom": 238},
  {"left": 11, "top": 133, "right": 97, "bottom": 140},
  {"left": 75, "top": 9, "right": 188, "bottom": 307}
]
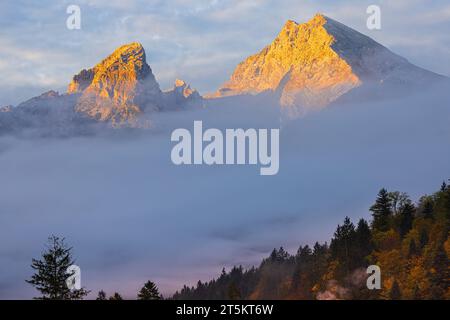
[
  {"left": 212, "top": 14, "right": 360, "bottom": 113},
  {"left": 309, "top": 12, "right": 328, "bottom": 24},
  {"left": 211, "top": 14, "right": 443, "bottom": 116},
  {"left": 68, "top": 42, "right": 149, "bottom": 94},
  {"left": 281, "top": 19, "right": 298, "bottom": 30},
  {"left": 99, "top": 42, "right": 149, "bottom": 78},
  {"left": 174, "top": 79, "right": 187, "bottom": 88},
  {"left": 280, "top": 13, "right": 328, "bottom": 30},
  {"left": 69, "top": 42, "right": 161, "bottom": 125},
  {"left": 115, "top": 41, "right": 144, "bottom": 52},
  {"left": 170, "top": 79, "right": 201, "bottom": 99}
]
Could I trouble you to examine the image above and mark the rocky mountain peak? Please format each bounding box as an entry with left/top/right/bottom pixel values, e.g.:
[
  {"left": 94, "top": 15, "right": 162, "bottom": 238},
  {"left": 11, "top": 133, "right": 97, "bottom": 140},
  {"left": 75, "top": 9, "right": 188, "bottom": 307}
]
[
  {"left": 211, "top": 13, "right": 360, "bottom": 115},
  {"left": 68, "top": 42, "right": 150, "bottom": 94},
  {"left": 173, "top": 79, "right": 199, "bottom": 98},
  {"left": 69, "top": 42, "right": 161, "bottom": 126},
  {"left": 211, "top": 13, "right": 442, "bottom": 117}
]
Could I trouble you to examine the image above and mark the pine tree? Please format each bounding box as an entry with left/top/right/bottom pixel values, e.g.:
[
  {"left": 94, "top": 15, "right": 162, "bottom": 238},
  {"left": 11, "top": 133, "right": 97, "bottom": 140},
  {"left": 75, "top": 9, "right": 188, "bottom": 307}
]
[
  {"left": 96, "top": 290, "right": 107, "bottom": 300},
  {"left": 269, "top": 247, "right": 290, "bottom": 263},
  {"left": 26, "top": 235, "right": 88, "bottom": 300},
  {"left": 398, "top": 201, "right": 414, "bottom": 238},
  {"left": 330, "top": 217, "right": 356, "bottom": 274},
  {"left": 389, "top": 280, "right": 402, "bottom": 300},
  {"left": 137, "top": 280, "right": 161, "bottom": 300},
  {"left": 296, "top": 245, "right": 312, "bottom": 261},
  {"left": 355, "top": 218, "right": 372, "bottom": 264},
  {"left": 109, "top": 292, "right": 123, "bottom": 300},
  {"left": 370, "top": 189, "right": 392, "bottom": 231},
  {"left": 269, "top": 248, "right": 278, "bottom": 262},
  {"left": 418, "top": 196, "right": 434, "bottom": 219},
  {"left": 441, "top": 181, "right": 447, "bottom": 192}
]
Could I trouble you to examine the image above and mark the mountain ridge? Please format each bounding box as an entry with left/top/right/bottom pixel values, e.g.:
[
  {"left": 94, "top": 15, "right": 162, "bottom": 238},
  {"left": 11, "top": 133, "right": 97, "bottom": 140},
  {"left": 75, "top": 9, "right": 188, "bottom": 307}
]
[
  {"left": 0, "top": 14, "right": 448, "bottom": 135},
  {"left": 209, "top": 13, "right": 446, "bottom": 116}
]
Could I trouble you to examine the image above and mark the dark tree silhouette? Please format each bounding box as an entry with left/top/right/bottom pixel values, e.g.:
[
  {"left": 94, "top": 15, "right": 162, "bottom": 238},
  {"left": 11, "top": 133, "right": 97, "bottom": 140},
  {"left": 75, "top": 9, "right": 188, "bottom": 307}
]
[
  {"left": 370, "top": 188, "right": 392, "bottom": 231},
  {"left": 137, "top": 280, "right": 162, "bottom": 300},
  {"left": 355, "top": 218, "right": 372, "bottom": 264},
  {"left": 96, "top": 290, "right": 107, "bottom": 300},
  {"left": 26, "top": 235, "right": 88, "bottom": 300},
  {"left": 398, "top": 200, "right": 415, "bottom": 238},
  {"left": 109, "top": 292, "right": 123, "bottom": 300},
  {"left": 330, "top": 216, "right": 356, "bottom": 274}
]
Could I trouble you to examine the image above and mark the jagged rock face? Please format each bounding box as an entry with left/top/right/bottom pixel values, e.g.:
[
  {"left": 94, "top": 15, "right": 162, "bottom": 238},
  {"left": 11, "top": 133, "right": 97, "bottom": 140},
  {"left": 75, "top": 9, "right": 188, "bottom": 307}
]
[
  {"left": 0, "top": 42, "right": 204, "bottom": 136},
  {"left": 213, "top": 15, "right": 360, "bottom": 114},
  {"left": 162, "top": 79, "right": 202, "bottom": 110},
  {"left": 173, "top": 79, "right": 200, "bottom": 99},
  {"left": 68, "top": 69, "right": 94, "bottom": 93},
  {"left": 68, "top": 42, "right": 162, "bottom": 126},
  {"left": 212, "top": 14, "right": 443, "bottom": 116}
]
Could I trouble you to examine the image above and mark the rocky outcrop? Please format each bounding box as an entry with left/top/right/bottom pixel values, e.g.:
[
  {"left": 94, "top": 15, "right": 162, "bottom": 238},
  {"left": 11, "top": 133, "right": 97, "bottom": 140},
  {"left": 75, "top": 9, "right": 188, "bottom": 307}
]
[
  {"left": 67, "top": 69, "right": 94, "bottom": 93},
  {"left": 68, "top": 42, "right": 162, "bottom": 126},
  {"left": 172, "top": 79, "right": 201, "bottom": 99},
  {"left": 162, "top": 79, "right": 202, "bottom": 110}
]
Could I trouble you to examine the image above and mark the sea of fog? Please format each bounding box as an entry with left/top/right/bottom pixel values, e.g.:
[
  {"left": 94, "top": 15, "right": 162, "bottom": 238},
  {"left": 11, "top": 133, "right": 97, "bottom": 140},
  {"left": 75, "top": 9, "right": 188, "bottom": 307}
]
[{"left": 0, "top": 87, "right": 449, "bottom": 299}]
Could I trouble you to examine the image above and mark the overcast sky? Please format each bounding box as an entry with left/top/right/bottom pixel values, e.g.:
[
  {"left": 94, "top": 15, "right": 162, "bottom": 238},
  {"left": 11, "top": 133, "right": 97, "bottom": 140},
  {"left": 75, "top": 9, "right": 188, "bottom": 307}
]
[{"left": 0, "top": 0, "right": 449, "bottom": 105}]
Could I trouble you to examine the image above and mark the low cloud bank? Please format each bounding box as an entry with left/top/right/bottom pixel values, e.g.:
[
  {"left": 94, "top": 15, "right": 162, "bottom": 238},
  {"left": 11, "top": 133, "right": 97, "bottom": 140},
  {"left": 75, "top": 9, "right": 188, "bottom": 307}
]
[{"left": 0, "top": 86, "right": 449, "bottom": 298}]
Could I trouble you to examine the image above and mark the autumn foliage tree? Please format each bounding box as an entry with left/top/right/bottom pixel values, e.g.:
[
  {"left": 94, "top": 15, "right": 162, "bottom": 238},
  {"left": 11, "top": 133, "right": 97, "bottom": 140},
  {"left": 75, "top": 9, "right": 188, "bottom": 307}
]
[{"left": 173, "top": 181, "right": 450, "bottom": 300}]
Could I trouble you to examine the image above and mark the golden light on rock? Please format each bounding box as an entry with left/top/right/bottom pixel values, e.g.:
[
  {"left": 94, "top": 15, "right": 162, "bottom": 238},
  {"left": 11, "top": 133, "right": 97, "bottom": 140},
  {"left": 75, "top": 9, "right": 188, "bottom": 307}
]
[{"left": 211, "top": 14, "right": 361, "bottom": 116}]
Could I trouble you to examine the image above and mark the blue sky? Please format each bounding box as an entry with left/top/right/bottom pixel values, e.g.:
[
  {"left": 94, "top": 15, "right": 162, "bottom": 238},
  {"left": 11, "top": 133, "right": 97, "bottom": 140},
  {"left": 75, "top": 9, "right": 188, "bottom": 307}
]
[{"left": 1, "top": 0, "right": 450, "bottom": 105}]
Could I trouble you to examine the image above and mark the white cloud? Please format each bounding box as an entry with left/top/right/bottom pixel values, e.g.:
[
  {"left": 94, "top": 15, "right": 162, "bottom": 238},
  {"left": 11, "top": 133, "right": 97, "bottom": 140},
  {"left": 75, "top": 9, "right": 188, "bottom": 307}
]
[{"left": 1, "top": 0, "right": 449, "bottom": 104}]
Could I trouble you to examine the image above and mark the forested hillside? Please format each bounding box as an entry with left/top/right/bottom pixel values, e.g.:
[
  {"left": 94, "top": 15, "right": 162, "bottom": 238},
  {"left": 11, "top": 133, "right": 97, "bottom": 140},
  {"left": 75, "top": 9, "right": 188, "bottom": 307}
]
[{"left": 173, "top": 182, "right": 450, "bottom": 300}]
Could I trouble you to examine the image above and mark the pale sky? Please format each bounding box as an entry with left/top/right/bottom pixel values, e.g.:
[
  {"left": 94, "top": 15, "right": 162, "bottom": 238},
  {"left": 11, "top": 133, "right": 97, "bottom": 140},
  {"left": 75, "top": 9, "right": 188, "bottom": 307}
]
[{"left": 1, "top": 0, "right": 449, "bottom": 105}]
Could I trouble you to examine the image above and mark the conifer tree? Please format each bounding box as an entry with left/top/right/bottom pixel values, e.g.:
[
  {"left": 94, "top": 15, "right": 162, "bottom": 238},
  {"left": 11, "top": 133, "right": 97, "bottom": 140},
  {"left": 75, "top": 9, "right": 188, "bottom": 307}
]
[
  {"left": 418, "top": 196, "right": 434, "bottom": 219},
  {"left": 109, "top": 292, "right": 123, "bottom": 300},
  {"left": 370, "top": 188, "right": 392, "bottom": 231},
  {"left": 26, "top": 235, "right": 88, "bottom": 300},
  {"left": 398, "top": 200, "right": 414, "bottom": 238},
  {"left": 96, "top": 290, "right": 107, "bottom": 300},
  {"left": 355, "top": 218, "right": 372, "bottom": 263},
  {"left": 137, "top": 280, "right": 161, "bottom": 300},
  {"left": 330, "top": 217, "right": 356, "bottom": 274}
]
